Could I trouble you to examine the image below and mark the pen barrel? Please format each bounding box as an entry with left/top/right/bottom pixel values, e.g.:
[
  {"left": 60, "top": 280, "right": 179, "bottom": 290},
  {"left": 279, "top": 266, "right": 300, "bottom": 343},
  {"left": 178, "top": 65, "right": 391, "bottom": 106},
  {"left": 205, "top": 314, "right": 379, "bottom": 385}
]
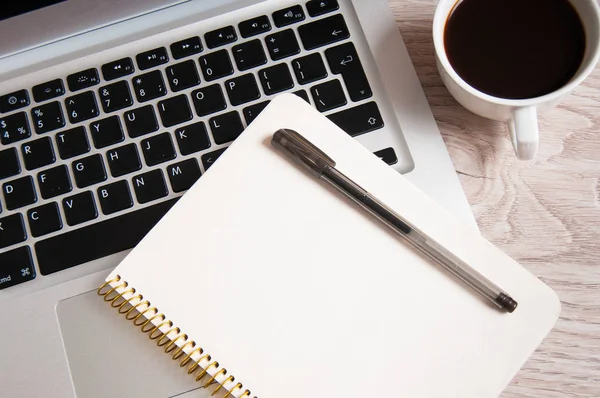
[
  {"left": 406, "top": 234, "right": 507, "bottom": 309},
  {"left": 323, "top": 167, "right": 514, "bottom": 312}
]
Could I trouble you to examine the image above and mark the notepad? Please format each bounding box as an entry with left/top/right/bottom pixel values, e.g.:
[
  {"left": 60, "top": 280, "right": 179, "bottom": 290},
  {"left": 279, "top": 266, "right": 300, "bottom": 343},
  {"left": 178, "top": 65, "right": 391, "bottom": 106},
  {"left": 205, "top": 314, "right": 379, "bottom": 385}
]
[{"left": 99, "top": 94, "right": 560, "bottom": 398}]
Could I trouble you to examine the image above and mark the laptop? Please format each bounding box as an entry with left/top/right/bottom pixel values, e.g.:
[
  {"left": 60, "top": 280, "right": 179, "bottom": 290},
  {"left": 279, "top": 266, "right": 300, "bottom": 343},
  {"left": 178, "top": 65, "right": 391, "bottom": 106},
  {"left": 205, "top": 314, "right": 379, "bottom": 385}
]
[{"left": 0, "top": 1, "right": 475, "bottom": 397}]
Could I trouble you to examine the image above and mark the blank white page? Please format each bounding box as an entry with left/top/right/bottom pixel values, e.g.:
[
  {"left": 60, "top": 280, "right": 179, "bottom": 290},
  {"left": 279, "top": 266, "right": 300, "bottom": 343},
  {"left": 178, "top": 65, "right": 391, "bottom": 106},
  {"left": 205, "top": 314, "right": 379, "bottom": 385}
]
[{"left": 106, "top": 94, "right": 560, "bottom": 398}]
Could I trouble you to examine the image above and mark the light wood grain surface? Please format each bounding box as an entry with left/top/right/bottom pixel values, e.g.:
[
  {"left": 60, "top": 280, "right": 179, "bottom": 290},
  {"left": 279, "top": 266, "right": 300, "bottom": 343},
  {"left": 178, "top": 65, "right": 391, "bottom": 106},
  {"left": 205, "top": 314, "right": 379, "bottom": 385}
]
[{"left": 387, "top": 1, "right": 600, "bottom": 396}]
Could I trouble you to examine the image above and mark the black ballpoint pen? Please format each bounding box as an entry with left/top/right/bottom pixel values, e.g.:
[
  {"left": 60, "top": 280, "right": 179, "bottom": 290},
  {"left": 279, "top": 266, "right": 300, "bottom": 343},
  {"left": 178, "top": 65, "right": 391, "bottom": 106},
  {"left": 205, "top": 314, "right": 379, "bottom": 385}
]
[{"left": 271, "top": 128, "right": 518, "bottom": 313}]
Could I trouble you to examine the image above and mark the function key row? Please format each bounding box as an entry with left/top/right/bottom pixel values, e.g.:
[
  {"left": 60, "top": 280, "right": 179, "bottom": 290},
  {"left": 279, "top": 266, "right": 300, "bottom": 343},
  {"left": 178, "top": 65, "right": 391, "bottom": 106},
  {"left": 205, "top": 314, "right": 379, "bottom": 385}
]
[{"left": 0, "top": 2, "right": 341, "bottom": 111}]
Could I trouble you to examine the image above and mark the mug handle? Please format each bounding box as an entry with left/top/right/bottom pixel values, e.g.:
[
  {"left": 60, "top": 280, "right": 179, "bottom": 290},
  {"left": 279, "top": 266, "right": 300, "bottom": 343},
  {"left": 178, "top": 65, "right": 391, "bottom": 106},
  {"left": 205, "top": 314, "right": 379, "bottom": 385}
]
[{"left": 508, "top": 106, "right": 539, "bottom": 160}]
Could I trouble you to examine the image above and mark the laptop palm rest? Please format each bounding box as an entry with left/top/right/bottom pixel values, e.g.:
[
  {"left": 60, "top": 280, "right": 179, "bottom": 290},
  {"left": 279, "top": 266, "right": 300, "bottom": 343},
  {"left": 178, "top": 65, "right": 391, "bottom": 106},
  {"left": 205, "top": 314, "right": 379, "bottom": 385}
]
[{"left": 56, "top": 291, "right": 210, "bottom": 398}]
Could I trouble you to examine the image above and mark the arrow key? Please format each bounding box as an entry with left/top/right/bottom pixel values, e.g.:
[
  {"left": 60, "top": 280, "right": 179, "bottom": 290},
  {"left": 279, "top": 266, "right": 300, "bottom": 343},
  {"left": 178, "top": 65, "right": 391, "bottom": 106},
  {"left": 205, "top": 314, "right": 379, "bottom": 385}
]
[
  {"left": 298, "top": 14, "right": 349, "bottom": 51},
  {"left": 374, "top": 147, "right": 398, "bottom": 166}
]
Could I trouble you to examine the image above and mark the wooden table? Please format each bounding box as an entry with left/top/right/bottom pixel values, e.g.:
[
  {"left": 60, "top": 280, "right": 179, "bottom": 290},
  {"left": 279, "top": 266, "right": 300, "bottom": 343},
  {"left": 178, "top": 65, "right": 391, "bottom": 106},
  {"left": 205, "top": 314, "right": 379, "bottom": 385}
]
[{"left": 388, "top": 1, "right": 600, "bottom": 396}]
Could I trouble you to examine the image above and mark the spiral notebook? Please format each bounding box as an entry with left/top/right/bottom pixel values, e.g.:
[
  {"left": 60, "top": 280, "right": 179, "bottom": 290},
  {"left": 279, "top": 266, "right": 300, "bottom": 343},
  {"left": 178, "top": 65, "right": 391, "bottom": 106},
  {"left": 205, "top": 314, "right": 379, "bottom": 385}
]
[{"left": 98, "top": 94, "right": 560, "bottom": 398}]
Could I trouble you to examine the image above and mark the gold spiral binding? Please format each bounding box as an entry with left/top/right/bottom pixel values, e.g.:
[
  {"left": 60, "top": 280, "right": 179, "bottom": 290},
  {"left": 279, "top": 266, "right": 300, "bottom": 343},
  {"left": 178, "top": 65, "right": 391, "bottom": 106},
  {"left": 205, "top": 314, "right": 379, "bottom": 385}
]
[
  {"left": 158, "top": 327, "right": 181, "bottom": 347},
  {"left": 163, "top": 332, "right": 186, "bottom": 352},
  {"left": 97, "top": 275, "right": 255, "bottom": 398}
]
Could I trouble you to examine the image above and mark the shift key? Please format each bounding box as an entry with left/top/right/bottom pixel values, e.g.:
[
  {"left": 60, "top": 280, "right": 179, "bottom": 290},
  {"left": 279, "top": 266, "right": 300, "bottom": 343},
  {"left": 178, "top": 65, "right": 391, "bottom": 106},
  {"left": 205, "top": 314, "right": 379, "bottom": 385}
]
[{"left": 327, "top": 102, "right": 384, "bottom": 137}]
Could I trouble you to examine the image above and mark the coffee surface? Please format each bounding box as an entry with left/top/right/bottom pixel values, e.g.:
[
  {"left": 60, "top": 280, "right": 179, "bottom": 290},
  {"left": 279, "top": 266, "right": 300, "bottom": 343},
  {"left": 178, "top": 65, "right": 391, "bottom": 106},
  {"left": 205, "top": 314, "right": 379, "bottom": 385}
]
[{"left": 444, "top": 0, "right": 586, "bottom": 99}]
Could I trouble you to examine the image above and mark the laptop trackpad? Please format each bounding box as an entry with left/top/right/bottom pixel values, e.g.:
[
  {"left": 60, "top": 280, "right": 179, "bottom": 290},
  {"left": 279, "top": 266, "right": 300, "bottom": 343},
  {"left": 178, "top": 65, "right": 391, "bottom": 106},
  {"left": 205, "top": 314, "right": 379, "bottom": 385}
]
[{"left": 57, "top": 291, "right": 210, "bottom": 398}]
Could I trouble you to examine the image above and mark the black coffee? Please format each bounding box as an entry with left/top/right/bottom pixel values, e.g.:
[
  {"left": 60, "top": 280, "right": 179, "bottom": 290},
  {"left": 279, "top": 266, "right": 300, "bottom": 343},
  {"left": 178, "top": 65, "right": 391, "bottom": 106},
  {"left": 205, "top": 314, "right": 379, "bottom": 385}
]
[{"left": 444, "top": 0, "right": 586, "bottom": 99}]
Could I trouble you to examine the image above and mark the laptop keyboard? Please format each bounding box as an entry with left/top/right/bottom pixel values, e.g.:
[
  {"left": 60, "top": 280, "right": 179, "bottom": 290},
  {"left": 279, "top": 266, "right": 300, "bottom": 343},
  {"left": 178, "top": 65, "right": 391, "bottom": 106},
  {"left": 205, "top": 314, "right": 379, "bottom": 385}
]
[{"left": 0, "top": 0, "right": 399, "bottom": 290}]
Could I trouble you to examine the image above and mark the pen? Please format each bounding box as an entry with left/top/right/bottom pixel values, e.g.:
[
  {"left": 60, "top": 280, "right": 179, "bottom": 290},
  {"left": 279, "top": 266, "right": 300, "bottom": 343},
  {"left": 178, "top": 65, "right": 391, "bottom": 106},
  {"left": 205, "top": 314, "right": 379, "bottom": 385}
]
[{"left": 271, "top": 128, "right": 518, "bottom": 313}]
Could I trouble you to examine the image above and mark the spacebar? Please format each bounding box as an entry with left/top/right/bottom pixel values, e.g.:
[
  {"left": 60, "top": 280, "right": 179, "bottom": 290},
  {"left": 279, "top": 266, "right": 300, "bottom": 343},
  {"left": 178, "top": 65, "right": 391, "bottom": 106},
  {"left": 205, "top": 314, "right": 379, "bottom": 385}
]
[{"left": 36, "top": 199, "right": 179, "bottom": 275}]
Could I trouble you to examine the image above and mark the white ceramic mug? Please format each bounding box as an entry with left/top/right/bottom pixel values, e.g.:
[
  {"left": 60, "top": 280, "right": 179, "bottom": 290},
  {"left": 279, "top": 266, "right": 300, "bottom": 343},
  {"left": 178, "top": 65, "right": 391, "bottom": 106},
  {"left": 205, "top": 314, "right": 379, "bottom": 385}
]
[{"left": 433, "top": 0, "right": 600, "bottom": 160}]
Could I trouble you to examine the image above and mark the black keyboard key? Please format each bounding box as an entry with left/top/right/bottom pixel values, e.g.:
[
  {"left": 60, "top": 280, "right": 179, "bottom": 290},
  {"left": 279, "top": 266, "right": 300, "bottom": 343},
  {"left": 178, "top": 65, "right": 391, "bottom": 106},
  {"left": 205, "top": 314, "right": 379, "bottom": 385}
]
[
  {"left": 90, "top": 116, "right": 124, "bottom": 149},
  {"left": 166, "top": 60, "right": 201, "bottom": 92},
  {"left": 62, "top": 191, "right": 98, "bottom": 226},
  {"left": 22, "top": 137, "right": 55, "bottom": 170},
  {"left": 306, "top": 0, "right": 339, "bottom": 17},
  {"left": 133, "top": 71, "right": 167, "bottom": 102},
  {"left": 0, "top": 148, "right": 20, "bottom": 180},
  {"left": 136, "top": 47, "right": 169, "bottom": 70},
  {"left": 98, "top": 180, "right": 133, "bottom": 215},
  {"left": 0, "top": 111, "right": 31, "bottom": 145},
  {"left": 132, "top": 169, "right": 168, "bottom": 204},
  {"left": 38, "top": 165, "right": 72, "bottom": 199},
  {"left": 33, "top": 79, "right": 65, "bottom": 103},
  {"left": 192, "top": 84, "right": 227, "bottom": 117},
  {"left": 243, "top": 100, "right": 270, "bottom": 125},
  {"left": 67, "top": 68, "right": 100, "bottom": 91},
  {"left": 327, "top": 101, "right": 384, "bottom": 137},
  {"left": 102, "top": 58, "right": 135, "bottom": 81},
  {"left": 210, "top": 111, "right": 244, "bottom": 145},
  {"left": 175, "top": 122, "right": 211, "bottom": 155},
  {"left": 124, "top": 105, "right": 159, "bottom": 138},
  {"left": 298, "top": 14, "right": 349, "bottom": 51},
  {"left": 55, "top": 126, "right": 90, "bottom": 159},
  {"left": 171, "top": 36, "right": 203, "bottom": 60},
  {"left": 294, "top": 89, "right": 310, "bottom": 103},
  {"left": 31, "top": 101, "right": 65, "bottom": 134},
  {"left": 233, "top": 39, "right": 267, "bottom": 71},
  {"left": 27, "top": 202, "right": 62, "bottom": 238},
  {"left": 325, "top": 42, "right": 372, "bottom": 101},
  {"left": 65, "top": 91, "right": 99, "bottom": 124},
  {"left": 205, "top": 26, "right": 237, "bottom": 49},
  {"left": 259, "top": 63, "right": 294, "bottom": 95},
  {"left": 141, "top": 133, "right": 176, "bottom": 166},
  {"left": 273, "top": 5, "right": 305, "bottom": 27},
  {"left": 374, "top": 147, "right": 398, "bottom": 166},
  {"left": 199, "top": 50, "right": 234, "bottom": 82},
  {"left": 72, "top": 154, "right": 107, "bottom": 188},
  {"left": 158, "top": 95, "right": 193, "bottom": 127},
  {"left": 201, "top": 147, "right": 227, "bottom": 171},
  {"left": 225, "top": 74, "right": 261, "bottom": 106},
  {"left": 2, "top": 176, "right": 36, "bottom": 210},
  {"left": 311, "top": 79, "right": 347, "bottom": 112},
  {"left": 99, "top": 81, "right": 133, "bottom": 113},
  {"left": 239, "top": 16, "right": 271, "bottom": 38},
  {"left": 168, "top": 159, "right": 201, "bottom": 193},
  {"left": 292, "top": 53, "right": 328, "bottom": 84},
  {"left": 265, "top": 29, "right": 300, "bottom": 61},
  {"left": 0, "top": 90, "right": 29, "bottom": 114},
  {"left": 0, "top": 247, "right": 35, "bottom": 289},
  {"left": 107, "top": 143, "right": 141, "bottom": 178},
  {"left": 36, "top": 198, "right": 177, "bottom": 275},
  {"left": 0, "top": 214, "right": 26, "bottom": 249}
]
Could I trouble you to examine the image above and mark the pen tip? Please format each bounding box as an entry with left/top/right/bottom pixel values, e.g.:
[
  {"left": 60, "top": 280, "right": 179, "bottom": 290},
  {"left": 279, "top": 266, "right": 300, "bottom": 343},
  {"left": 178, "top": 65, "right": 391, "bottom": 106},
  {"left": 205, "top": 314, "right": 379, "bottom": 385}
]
[{"left": 496, "top": 293, "right": 518, "bottom": 313}]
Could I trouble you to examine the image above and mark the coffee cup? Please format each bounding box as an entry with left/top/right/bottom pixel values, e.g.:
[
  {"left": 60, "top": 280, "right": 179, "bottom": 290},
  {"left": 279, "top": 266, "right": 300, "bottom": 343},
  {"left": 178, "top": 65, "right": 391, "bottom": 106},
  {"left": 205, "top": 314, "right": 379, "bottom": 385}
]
[{"left": 433, "top": 0, "right": 600, "bottom": 160}]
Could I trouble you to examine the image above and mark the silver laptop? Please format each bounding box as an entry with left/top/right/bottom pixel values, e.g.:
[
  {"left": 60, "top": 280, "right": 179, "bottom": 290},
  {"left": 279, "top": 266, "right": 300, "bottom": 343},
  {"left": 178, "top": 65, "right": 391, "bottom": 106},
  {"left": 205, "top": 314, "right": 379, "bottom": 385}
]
[{"left": 0, "top": 1, "right": 475, "bottom": 397}]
